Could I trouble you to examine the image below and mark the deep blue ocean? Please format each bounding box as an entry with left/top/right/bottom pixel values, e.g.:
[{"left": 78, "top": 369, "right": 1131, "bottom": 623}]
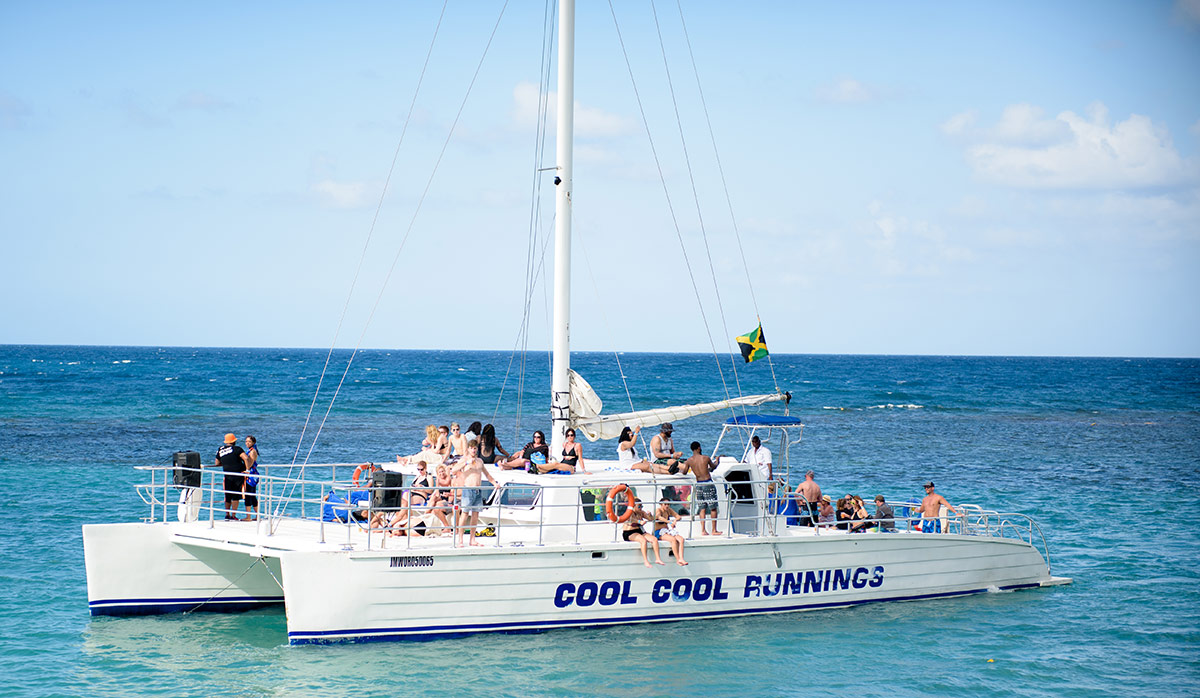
[{"left": 1, "top": 345, "right": 1197, "bottom": 697}]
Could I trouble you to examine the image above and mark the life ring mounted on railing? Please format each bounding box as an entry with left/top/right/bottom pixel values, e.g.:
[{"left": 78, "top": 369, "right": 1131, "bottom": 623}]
[{"left": 605, "top": 483, "right": 634, "bottom": 523}]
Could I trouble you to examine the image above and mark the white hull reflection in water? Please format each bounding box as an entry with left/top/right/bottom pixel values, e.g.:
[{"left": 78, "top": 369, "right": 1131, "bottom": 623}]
[{"left": 84, "top": 451, "right": 1068, "bottom": 645}]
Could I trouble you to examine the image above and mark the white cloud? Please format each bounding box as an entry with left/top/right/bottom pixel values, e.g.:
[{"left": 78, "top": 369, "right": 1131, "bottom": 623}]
[
  {"left": 864, "top": 200, "right": 975, "bottom": 276},
  {"left": 943, "top": 104, "right": 1068, "bottom": 145},
  {"left": 815, "top": 77, "right": 878, "bottom": 105},
  {"left": 959, "top": 102, "right": 1192, "bottom": 189},
  {"left": 1191, "top": 119, "right": 1200, "bottom": 138},
  {"left": 941, "top": 110, "right": 978, "bottom": 136},
  {"left": 989, "top": 103, "right": 1070, "bottom": 146},
  {"left": 312, "top": 179, "right": 369, "bottom": 208},
  {"left": 511, "top": 81, "right": 633, "bottom": 138}
]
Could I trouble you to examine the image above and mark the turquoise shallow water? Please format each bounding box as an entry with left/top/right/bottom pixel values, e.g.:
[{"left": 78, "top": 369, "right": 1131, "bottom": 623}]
[{"left": 2, "top": 346, "right": 1198, "bottom": 696}]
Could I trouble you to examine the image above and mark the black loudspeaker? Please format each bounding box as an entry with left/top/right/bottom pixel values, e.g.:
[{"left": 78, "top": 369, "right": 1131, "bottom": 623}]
[
  {"left": 371, "top": 471, "right": 404, "bottom": 510},
  {"left": 173, "top": 451, "right": 202, "bottom": 488}
]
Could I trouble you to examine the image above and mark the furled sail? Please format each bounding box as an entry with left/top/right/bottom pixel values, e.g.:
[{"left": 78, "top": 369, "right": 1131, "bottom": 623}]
[
  {"left": 571, "top": 390, "right": 788, "bottom": 442},
  {"left": 568, "top": 369, "right": 603, "bottom": 419}
]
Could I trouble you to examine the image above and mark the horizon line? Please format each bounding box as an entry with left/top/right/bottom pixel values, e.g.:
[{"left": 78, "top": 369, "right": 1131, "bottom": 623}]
[{"left": 2, "top": 342, "right": 1196, "bottom": 361}]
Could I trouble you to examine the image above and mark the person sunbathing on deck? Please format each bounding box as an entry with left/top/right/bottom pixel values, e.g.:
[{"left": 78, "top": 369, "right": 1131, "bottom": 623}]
[
  {"left": 616, "top": 426, "right": 653, "bottom": 472},
  {"left": 501, "top": 431, "right": 550, "bottom": 471},
  {"left": 649, "top": 423, "right": 685, "bottom": 474},
  {"left": 535, "top": 428, "right": 586, "bottom": 474},
  {"left": 397, "top": 425, "right": 446, "bottom": 466}
]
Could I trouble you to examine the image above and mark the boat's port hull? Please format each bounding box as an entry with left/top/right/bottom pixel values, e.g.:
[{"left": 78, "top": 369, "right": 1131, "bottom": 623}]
[{"left": 83, "top": 523, "right": 284, "bottom": 616}]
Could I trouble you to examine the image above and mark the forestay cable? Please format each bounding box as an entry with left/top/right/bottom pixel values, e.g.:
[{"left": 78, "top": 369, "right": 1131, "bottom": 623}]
[
  {"left": 294, "top": 1, "right": 512, "bottom": 474},
  {"left": 649, "top": 0, "right": 749, "bottom": 422},
  {"left": 288, "top": 0, "right": 452, "bottom": 473},
  {"left": 674, "top": 0, "right": 780, "bottom": 392},
  {"left": 606, "top": 0, "right": 735, "bottom": 409}
]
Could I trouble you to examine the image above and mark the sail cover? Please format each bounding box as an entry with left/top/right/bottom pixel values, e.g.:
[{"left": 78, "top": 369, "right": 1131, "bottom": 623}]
[
  {"left": 571, "top": 389, "right": 788, "bottom": 442},
  {"left": 568, "top": 370, "right": 603, "bottom": 419}
]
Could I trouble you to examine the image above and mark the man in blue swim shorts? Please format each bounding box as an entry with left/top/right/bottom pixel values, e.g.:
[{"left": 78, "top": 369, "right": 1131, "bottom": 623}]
[{"left": 914, "top": 481, "right": 956, "bottom": 534}]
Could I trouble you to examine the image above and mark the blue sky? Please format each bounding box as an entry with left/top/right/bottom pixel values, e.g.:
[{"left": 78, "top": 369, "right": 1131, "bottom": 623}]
[{"left": 2, "top": 1, "right": 1198, "bottom": 357}]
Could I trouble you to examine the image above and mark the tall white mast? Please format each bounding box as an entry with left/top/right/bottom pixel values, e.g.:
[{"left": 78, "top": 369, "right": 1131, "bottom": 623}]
[{"left": 550, "top": 0, "right": 574, "bottom": 458}]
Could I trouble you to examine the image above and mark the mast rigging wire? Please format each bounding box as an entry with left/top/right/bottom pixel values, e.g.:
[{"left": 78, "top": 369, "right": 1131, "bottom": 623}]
[
  {"left": 280, "top": 1, "right": 512, "bottom": 516},
  {"left": 648, "top": 0, "right": 750, "bottom": 423},
  {"left": 605, "top": 0, "right": 737, "bottom": 413},
  {"left": 673, "top": 0, "right": 781, "bottom": 393}
]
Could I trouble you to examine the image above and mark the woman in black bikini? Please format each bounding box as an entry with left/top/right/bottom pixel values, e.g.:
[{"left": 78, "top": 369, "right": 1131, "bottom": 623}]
[
  {"left": 540, "top": 428, "right": 585, "bottom": 473},
  {"left": 622, "top": 499, "right": 665, "bottom": 568},
  {"left": 478, "top": 424, "right": 510, "bottom": 465},
  {"left": 409, "top": 461, "right": 433, "bottom": 507}
]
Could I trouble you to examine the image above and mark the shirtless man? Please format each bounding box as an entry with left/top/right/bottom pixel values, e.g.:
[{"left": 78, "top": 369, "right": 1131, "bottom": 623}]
[
  {"left": 794, "top": 470, "right": 822, "bottom": 527},
  {"left": 447, "top": 422, "right": 468, "bottom": 459},
  {"left": 451, "top": 440, "right": 497, "bottom": 546},
  {"left": 914, "top": 481, "right": 956, "bottom": 533},
  {"left": 650, "top": 423, "right": 685, "bottom": 474},
  {"left": 684, "top": 441, "right": 721, "bottom": 536}
]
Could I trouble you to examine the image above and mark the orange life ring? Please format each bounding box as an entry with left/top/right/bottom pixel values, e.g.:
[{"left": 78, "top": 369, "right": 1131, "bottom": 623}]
[{"left": 605, "top": 483, "right": 634, "bottom": 523}]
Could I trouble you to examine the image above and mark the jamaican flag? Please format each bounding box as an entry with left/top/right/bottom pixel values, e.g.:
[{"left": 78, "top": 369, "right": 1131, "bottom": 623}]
[{"left": 736, "top": 324, "right": 769, "bottom": 363}]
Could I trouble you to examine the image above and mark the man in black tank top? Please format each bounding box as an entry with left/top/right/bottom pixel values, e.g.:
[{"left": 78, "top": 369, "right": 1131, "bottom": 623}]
[{"left": 215, "top": 432, "right": 249, "bottom": 520}]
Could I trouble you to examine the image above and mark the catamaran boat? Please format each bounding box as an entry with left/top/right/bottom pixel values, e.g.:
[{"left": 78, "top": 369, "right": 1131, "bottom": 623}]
[{"left": 83, "top": 0, "right": 1070, "bottom": 644}]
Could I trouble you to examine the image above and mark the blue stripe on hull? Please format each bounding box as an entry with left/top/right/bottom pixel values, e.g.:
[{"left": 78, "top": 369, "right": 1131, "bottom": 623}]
[
  {"left": 89, "top": 596, "right": 285, "bottom": 616},
  {"left": 287, "top": 582, "right": 1042, "bottom": 644}
]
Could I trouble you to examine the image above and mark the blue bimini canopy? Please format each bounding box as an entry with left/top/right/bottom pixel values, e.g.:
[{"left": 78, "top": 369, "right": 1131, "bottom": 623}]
[{"left": 724, "top": 415, "right": 805, "bottom": 427}]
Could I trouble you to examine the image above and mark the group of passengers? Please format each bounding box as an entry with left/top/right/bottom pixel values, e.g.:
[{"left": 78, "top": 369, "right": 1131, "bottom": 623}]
[
  {"left": 774, "top": 470, "right": 897, "bottom": 533},
  {"left": 398, "top": 421, "right": 586, "bottom": 474},
  {"left": 620, "top": 496, "right": 690, "bottom": 567}
]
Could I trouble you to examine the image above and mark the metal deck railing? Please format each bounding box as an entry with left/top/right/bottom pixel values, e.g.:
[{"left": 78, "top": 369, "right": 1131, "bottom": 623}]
[{"left": 133, "top": 464, "right": 1053, "bottom": 571}]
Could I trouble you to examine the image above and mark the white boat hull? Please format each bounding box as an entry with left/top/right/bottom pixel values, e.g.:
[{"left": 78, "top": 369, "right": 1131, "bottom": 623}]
[
  {"left": 279, "top": 531, "right": 1055, "bottom": 643},
  {"left": 83, "top": 523, "right": 284, "bottom": 616}
]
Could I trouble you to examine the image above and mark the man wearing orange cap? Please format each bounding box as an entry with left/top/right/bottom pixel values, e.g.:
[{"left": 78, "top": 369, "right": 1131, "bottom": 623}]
[{"left": 215, "top": 433, "right": 250, "bottom": 520}]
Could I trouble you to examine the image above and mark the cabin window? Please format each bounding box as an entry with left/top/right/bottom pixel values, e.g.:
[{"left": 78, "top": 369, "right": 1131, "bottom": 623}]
[{"left": 493, "top": 483, "right": 541, "bottom": 509}]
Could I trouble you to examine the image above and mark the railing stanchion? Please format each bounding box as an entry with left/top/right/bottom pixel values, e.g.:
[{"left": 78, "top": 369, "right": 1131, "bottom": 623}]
[
  {"left": 208, "top": 471, "right": 215, "bottom": 529},
  {"left": 536, "top": 484, "right": 544, "bottom": 546},
  {"left": 574, "top": 483, "right": 581, "bottom": 545}
]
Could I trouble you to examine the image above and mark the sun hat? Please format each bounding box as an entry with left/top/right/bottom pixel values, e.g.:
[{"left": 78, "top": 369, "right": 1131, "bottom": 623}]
[{"left": 224, "top": 433, "right": 237, "bottom": 444}]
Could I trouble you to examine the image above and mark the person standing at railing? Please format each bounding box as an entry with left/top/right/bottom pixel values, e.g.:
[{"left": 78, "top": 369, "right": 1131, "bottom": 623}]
[
  {"left": 241, "top": 436, "right": 260, "bottom": 522},
  {"left": 215, "top": 433, "right": 249, "bottom": 521},
  {"left": 452, "top": 440, "right": 497, "bottom": 547},
  {"left": 743, "top": 435, "right": 772, "bottom": 482},
  {"left": 684, "top": 441, "right": 722, "bottom": 536},
  {"left": 794, "top": 470, "right": 822, "bottom": 527},
  {"left": 914, "top": 482, "right": 957, "bottom": 533}
]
